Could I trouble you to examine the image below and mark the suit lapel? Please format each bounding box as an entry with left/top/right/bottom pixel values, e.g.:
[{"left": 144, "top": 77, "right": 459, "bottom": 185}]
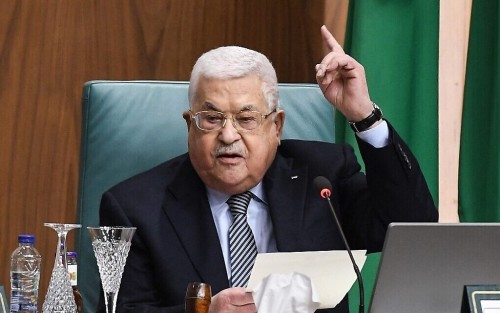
[
  {"left": 264, "top": 153, "right": 309, "bottom": 252},
  {"left": 162, "top": 159, "right": 229, "bottom": 292}
]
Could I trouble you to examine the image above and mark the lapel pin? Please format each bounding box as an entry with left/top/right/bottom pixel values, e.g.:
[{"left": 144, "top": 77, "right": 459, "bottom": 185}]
[{"left": 291, "top": 175, "right": 298, "bottom": 180}]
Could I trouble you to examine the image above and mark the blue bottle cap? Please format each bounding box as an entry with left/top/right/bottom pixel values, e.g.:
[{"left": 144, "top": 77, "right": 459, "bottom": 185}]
[
  {"left": 18, "top": 234, "right": 35, "bottom": 244},
  {"left": 67, "top": 251, "right": 77, "bottom": 258}
]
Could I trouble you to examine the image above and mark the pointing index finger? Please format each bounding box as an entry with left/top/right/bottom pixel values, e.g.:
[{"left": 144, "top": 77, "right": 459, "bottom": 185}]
[{"left": 321, "top": 25, "right": 343, "bottom": 53}]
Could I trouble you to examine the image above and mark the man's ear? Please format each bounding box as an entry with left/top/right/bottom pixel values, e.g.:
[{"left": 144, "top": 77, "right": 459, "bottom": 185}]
[
  {"left": 274, "top": 110, "right": 285, "bottom": 142},
  {"left": 182, "top": 111, "right": 192, "bottom": 130}
]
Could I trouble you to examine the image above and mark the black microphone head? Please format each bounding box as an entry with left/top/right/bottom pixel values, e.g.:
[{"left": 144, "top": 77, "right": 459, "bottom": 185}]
[
  {"left": 313, "top": 176, "right": 332, "bottom": 191},
  {"left": 313, "top": 176, "right": 332, "bottom": 198}
]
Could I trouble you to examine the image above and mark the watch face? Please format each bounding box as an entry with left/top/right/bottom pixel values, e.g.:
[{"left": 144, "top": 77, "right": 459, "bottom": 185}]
[{"left": 374, "top": 105, "right": 383, "bottom": 118}]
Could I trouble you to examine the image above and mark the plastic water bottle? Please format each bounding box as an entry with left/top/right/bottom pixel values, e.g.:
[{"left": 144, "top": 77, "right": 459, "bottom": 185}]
[
  {"left": 10, "top": 234, "right": 42, "bottom": 313},
  {"left": 67, "top": 251, "right": 83, "bottom": 313}
]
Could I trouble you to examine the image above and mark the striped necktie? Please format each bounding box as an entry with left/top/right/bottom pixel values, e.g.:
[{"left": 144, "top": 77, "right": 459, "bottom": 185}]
[{"left": 227, "top": 191, "right": 257, "bottom": 287}]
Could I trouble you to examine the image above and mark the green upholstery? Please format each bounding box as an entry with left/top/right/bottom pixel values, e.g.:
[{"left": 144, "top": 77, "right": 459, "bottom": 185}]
[{"left": 76, "top": 80, "right": 335, "bottom": 313}]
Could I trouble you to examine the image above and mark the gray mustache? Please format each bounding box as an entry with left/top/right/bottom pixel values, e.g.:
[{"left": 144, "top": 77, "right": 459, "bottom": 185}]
[{"left": 214, "top": 145, "right": 244, "bottom": 157}]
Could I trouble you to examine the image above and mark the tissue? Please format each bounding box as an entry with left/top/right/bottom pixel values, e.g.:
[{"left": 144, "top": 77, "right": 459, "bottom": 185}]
[{"left": 252, "top": 272, "right": 320, "bottom": 313}]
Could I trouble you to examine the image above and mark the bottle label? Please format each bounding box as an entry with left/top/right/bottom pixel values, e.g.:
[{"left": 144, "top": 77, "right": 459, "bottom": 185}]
[
  {"left": 10, "top": 290, "right": 38, "bottom": 312},
  {"left": 68, "top": 264, "right": 78, "bottom": 286},
  {"left": 10, "top": 271, "right": 40, "bottom": 291}
]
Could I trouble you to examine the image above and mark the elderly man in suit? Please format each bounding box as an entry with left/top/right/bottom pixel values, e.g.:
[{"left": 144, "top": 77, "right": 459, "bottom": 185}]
[{"left": 98, "top": 26, "right": 438, "bottom": 313}]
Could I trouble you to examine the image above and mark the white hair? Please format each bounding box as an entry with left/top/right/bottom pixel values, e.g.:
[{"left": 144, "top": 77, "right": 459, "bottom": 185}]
[{"left": 188, "top": 46, "right": 279, "bottom": 110}]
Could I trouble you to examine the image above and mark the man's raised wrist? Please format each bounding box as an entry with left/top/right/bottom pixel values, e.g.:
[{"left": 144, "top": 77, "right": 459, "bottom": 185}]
[{"left": 349, "top": 102, "right": 383, "bottom": 132}]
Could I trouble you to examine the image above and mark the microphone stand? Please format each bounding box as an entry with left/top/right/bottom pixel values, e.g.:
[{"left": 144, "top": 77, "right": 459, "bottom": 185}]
[{"left": 325, "top": 194, "right": 365, "bottom": 313}]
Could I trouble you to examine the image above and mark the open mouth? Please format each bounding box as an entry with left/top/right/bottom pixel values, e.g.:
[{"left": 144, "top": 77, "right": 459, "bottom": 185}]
[
  {"left": 217, "top": 152, "right": 244, "bottom": 164},
  {"left": 218, "top": 152, "right": 241, "bottom": 158}
]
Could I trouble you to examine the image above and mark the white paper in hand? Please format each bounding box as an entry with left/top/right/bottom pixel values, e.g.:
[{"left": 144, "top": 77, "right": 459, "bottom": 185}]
[{"left": 252, "top": 272, "right": 320, "bottom": 313}]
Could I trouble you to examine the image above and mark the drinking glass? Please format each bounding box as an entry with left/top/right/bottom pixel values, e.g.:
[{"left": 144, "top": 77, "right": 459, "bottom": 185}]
[
  {"left": 42, "top": 223, "right": 82, "bottom": 313},
  {"left": 87, "top": 226, "right": 136, "bottom": 313},
  {"left": 185, "top": 282, "right": 211, "bottom": 313}
]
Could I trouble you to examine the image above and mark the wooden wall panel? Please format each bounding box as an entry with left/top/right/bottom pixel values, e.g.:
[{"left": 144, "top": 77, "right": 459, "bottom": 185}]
[{"left": 0, "top": 0, "right": 347, "bottom": 305}]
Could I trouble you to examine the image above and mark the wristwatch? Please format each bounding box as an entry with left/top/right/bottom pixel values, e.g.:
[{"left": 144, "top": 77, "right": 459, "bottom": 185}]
[{"left": 349, "top": 102, "right": 383, "bottom": 132}]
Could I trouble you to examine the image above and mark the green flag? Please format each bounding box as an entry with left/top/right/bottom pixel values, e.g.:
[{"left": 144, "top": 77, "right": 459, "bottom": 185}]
[{"left": 459, "top": 0, "right": 500, "bottom": 221}]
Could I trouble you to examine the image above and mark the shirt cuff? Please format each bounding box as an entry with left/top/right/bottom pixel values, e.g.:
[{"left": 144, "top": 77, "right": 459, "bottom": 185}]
[{"left": 355, "top": 120, "right": 389, "bottom": 148}]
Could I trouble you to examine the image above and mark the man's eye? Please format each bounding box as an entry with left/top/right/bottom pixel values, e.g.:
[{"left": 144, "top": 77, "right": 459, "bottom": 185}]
[
  {"left": 236, "top": 114, "right": 257, "bottom": 124},
  {"left": 204, "top": 114, "right": 223, "bottom": 123}
]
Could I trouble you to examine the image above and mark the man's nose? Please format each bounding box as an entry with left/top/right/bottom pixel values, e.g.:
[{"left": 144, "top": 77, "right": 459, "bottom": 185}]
[{"left": 218, "top": 117, "right": 241, "bottom": 143}]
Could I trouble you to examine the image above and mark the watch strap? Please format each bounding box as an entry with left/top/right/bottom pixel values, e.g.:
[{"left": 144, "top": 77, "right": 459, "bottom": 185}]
[{"left": 349, "top": 103, "right": 383, "bottom": 132}]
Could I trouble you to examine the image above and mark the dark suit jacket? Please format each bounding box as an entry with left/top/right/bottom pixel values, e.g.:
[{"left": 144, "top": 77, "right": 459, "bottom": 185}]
[{"left": 99, "top": 127, "right": 438, "bottom": 313}]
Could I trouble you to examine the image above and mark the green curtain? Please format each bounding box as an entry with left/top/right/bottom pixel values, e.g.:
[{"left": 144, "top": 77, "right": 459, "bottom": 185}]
[
  {"left": 342, "top": 1, "right": 439, "bottom": 312},
  {"left": 339, "top": 0, "right": 439, "bottom": 203},
  {"left": 459, "top": 0, "right": 500, "bottom": 221}
]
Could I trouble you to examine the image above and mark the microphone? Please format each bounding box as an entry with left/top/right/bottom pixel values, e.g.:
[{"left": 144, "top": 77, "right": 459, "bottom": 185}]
[{"left": 313, "top": 176, "right": 365, "bottom": 313}]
